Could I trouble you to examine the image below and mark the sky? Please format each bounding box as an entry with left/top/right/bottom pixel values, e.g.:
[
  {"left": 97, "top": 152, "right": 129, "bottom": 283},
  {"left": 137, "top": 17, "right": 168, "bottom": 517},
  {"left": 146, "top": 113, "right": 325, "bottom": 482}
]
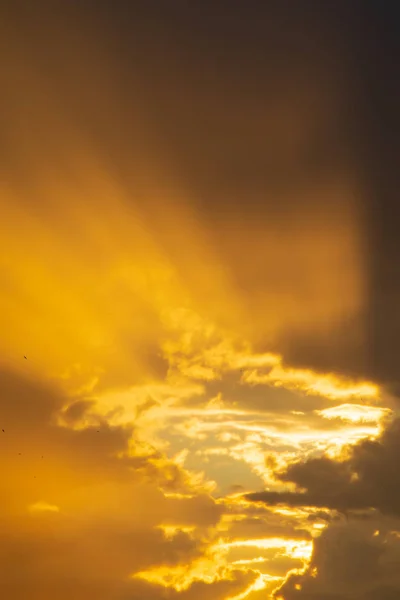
[{"left": 0, "top": 1, "right": 399, "bottom": 599}]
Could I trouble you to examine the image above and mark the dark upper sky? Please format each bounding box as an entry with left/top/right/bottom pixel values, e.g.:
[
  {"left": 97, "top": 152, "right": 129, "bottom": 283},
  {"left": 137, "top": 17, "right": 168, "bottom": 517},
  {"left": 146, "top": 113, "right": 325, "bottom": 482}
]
[
  {"left": 1, "top": 0, "right": 399, "bottom": 390},
  {"left": 102, "top": 1, "right": 397, "bottom": 393}
]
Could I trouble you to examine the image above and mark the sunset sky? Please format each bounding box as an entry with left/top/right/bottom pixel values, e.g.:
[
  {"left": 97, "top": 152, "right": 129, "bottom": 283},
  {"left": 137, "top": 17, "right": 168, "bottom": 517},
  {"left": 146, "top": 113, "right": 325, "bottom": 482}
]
[{"left": 1, "top": 2, "right": 400, "bottom": 599}]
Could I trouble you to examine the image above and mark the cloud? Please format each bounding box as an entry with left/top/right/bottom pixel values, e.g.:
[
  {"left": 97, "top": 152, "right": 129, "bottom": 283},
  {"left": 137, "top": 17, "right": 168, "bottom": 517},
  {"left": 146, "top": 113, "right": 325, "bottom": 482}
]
[
  {"left": 246, "top": 417, "right": 400, "bottom": 517},
  {"left": 0, "top": 368, "right": 251, "bottom": 599},
  {"left": 155, "top": 391, "right": 384, "bottom": 498},
  {"left": 219, "top": 513, "right": 311, "bottom": 546},
  {"left": 161, "top": 311, "right": 379, "bottom": 407},
  {"left": 316, "top": 404, "right": 391, "bottom": 424},
  {"left": 126, "top": 568, "right": 258, "bottom": 600},
  {"left": 241, "top": 365, "right": 378, "bottom": 402},
  {"left": 0, "top": 3, "right": 399, "bottom": 598},
  {"left": 213, "top": 499, "right": 318, "bottom": 585},
  {"left": 275, "top": 518, "right": 400, "bottom": 599}
]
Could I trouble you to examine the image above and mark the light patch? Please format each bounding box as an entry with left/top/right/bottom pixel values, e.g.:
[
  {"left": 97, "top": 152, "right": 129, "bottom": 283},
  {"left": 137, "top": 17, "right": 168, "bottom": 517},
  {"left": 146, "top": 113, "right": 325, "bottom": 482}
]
[
  {"left": 268, "top": 506, "right": 333, "bottom": 533},
  {"left": 164, "top": 402, "right": 382, "bottom": 496},
  {"left": 174, "top": 414, "right": 380, "bottom": 446},
  {"left": 270, "top": 424, "right": 379, "bottom": 447},
  {"left": 323, "top": 428, "right": 381, "bottom": 458},
  {"left": 218, "top": 431, "right": 241, "bottom": 443},
  {"left": 216, "top": 424, "right": 378, "bottom": 477},
  {"left": 163, "top": 492, "right": 196, "bottom": 499},
  {"left": 242, "top": 365, "right": 379, "bottom": 401},
  {"left": 163, "top": 315, "right": 379, "bottom": 405},
  {"left": 132, "top": 552, "right": 228, "bottom": 591},
  {"left": 219, "top": 538, "right": 313, "bottom": 561},
  {"left": 157, "top": 524, "right": 196, "bottom": 539},
  {"left": 173, "top": 448, "right": 189, "bottom": 467},
  {"left": 317, "top": 403, "right": 391, "bottom": 423},
  {"left": 228, "top": 573, "right": 274, "bottom": 599},
  {"left": 225, "top": 442, "right": 269, "bottom": 483},
  {"left": 229, "top": 353, "right": 280, "bottom": 370},
  {"left": 28, "top": 501, "right": 60, "bottom": 514},
  {"left": 178, "top": 363, "right": 218, "bottom": 381},
  {"left": 161, "top": 307, "right": 379, "bottom": 411},
  {"left": 162, "top": 314, "right": 279, "bottom": 378},
  {"left": 272, "top": 507, "right": 306, "bottom": 517},
  {"left": 232, "top": 557, "right": 268, "bottom": 566}
]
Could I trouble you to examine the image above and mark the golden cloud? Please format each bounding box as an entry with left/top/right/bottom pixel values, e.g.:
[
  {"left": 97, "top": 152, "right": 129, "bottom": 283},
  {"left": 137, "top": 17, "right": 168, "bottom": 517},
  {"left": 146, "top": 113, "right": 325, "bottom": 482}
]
[
  {"left": 241, "top": 365, "right": 379, "bottom": 401},
  {"left": 316, "top": 403, "right": 391, "bottom": 423}
]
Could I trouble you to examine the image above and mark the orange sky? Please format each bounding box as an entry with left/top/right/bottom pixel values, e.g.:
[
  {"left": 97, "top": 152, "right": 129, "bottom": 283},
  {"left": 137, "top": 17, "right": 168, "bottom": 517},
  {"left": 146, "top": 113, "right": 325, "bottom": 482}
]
[{"left": 1, "top": 3, "right": 399, "bottom": 600}]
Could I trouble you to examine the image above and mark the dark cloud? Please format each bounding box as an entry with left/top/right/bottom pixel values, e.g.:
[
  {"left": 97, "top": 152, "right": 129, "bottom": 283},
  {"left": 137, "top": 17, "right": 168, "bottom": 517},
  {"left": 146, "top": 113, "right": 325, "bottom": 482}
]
[
  {"left": 276, "top": 518, "right": 400, "bottom": 600},
  {"left": 270, "top": 2, "right": 400, "bottom": 395},
  {"left": 247, "top": 417, "right": 400, "bottom": 517},
  {"left": 63, "top": 399, "right": 96, "bottom": 423},
  {"left": 307, "top": 511, "right": 333, "bottom": 524}
]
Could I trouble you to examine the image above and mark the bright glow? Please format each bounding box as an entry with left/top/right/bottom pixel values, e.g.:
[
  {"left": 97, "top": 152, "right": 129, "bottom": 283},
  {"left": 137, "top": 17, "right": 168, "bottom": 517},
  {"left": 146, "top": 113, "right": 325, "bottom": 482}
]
[
  {"left": 132, "top": 554, "right": 227, "bottom": 591},
  {"left": 243, "top": 366, "right": 379, "bottom": 401},
  {"left": 28, "top": 502, "right": 60, "bottom": 513},
  {"left": 317, "top": 403, "right": 391, "bottom": 423},
  {"left": 232, "top": 557, "right": 268, "bottom": 565},
  {"left": 219, "top": 538, "right": 313, "bottom": 561},
  {"left": 157, "top": 524, "right": 195, "bottom": 538},
  {"left": 228, "top": 574, "right": 272, "bottom": 600}
]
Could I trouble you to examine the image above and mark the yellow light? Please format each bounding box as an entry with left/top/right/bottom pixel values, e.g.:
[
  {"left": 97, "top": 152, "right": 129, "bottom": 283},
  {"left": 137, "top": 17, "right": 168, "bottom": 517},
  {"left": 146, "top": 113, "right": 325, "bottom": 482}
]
[
  {"left": 219, "top": 537, "right": 313, "bottom": 561},
  {"left": 28, "top": 501, "right": 60, "bottom": 514},
  {"left": 317, "top": 404, "right": 391, "bottom": 423}
]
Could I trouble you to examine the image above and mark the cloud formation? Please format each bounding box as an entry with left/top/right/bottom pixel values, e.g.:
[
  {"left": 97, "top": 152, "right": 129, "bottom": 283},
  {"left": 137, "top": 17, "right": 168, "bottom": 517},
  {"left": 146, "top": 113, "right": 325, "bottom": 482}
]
[
  {"left": 0, "top": 2, "right": 399, "bottom": 599},
  {"left": 247, "top": 417, "right": 400, "bottom": 517},
  {"left": 0, "top": 369, "right": 245, "bottom": 599},
  {"left": 276, "top": 518, "right": 400, "bottom": 599}
]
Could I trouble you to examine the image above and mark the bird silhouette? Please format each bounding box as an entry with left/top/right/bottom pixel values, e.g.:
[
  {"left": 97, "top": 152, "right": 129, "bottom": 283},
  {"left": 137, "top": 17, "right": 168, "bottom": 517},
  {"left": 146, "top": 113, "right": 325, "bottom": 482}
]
[{"left": 24, "top": 355, "right": 27, "bottom": 360}]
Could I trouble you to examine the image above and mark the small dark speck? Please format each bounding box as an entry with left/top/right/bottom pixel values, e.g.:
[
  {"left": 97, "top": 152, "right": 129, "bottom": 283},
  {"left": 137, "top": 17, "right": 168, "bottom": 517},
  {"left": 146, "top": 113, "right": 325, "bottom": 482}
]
[
  {"left": 24, "top": 356, "right": 27, "bottom": 360},
  {"left": 96, "top": 430, "right": 100, "bottom": 433},
  {"left": 18, "top": 453, "right": 21, "bottom": 456},
  {"left": 2, "top": 429, "right": 4, "bottom": 433}
]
